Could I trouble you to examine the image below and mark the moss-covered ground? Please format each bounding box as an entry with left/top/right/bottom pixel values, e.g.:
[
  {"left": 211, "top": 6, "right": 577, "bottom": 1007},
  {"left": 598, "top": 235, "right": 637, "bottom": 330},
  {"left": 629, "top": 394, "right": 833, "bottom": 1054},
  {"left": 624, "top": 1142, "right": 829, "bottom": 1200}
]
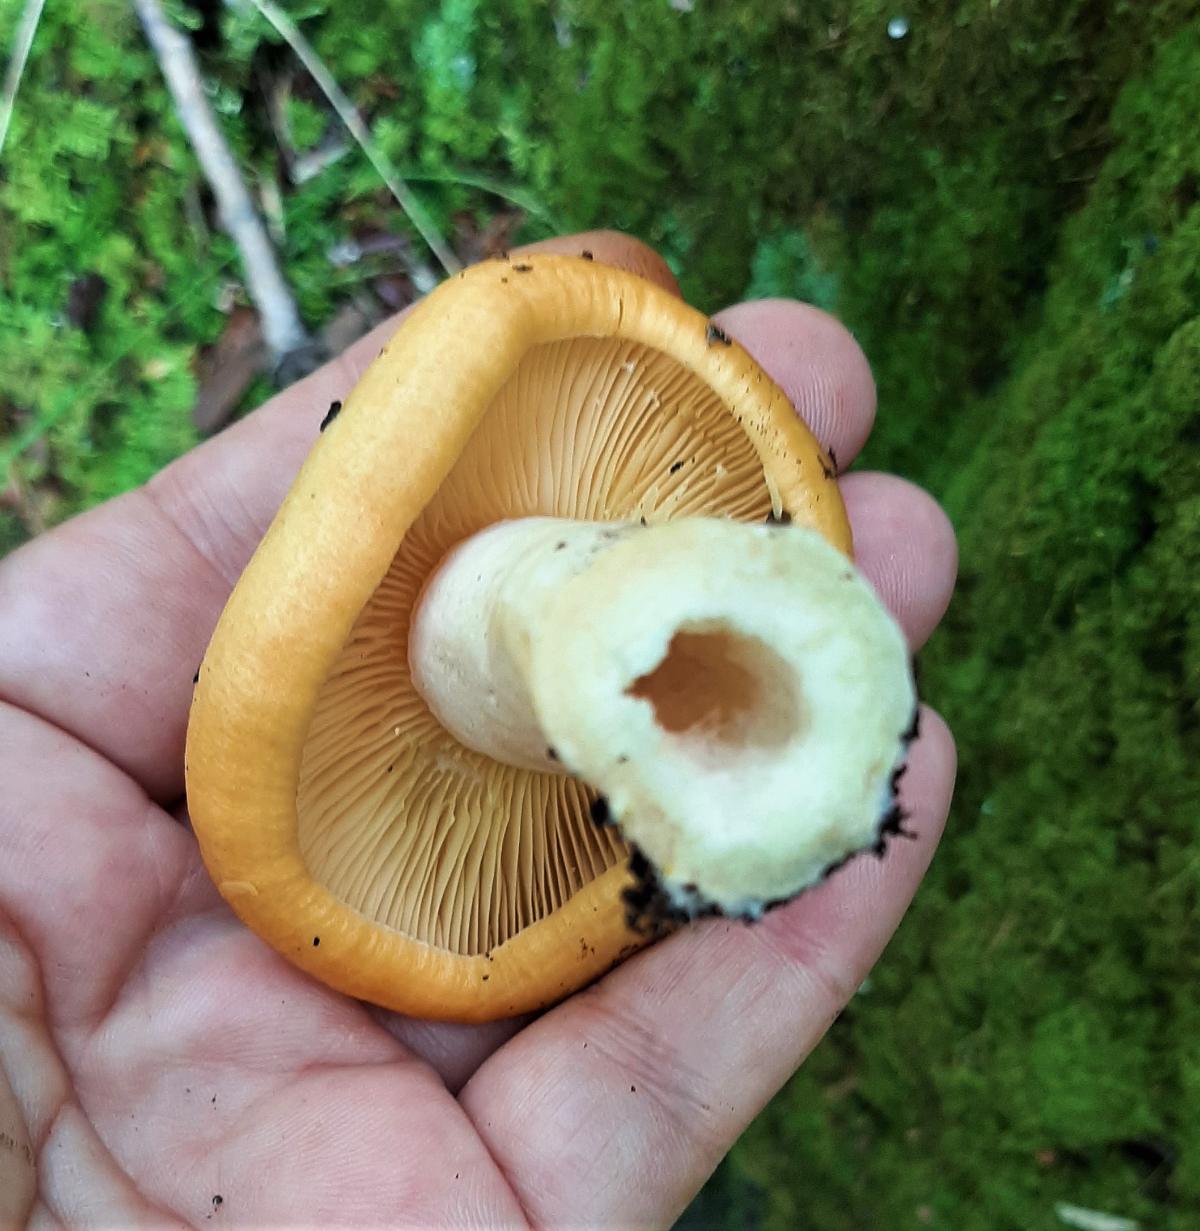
[{"left": 3, "top": 2, "right": 1198, "bottom": 1225}]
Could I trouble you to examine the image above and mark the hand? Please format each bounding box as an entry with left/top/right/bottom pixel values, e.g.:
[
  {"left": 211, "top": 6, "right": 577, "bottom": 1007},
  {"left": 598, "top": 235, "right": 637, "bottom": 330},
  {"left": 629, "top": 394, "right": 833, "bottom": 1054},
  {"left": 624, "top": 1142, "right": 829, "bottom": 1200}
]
[{"left": 0, "top": 233, "right": 956, "bottom": 1229}]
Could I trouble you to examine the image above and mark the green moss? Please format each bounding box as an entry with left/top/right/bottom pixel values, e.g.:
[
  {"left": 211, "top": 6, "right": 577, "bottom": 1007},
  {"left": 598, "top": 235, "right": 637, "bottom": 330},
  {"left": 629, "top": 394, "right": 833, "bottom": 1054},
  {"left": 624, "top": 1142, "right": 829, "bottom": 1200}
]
[
  {"left": 5, "top": 0, "right": 1191, "bottom": 518},
  {"left": 0, "top": 0, "right": 227, "bottom": 520},
  {"left": 720, "top": 24, "right": 1200, "bottom": 1228},
  {"left": 283, "top": 96, "right": 327, "bottom": 153}
]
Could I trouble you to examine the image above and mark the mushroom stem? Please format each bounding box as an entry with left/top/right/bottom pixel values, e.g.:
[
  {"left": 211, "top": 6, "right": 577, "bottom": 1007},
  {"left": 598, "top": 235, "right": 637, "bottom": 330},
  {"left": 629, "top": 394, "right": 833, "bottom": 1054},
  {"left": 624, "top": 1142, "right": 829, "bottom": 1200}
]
[
  {"left": 411, "top": 517, "right": 644, "bottom": 773},
  {"left": 409, "top": 516, "right": 915, "bottom": 912}
]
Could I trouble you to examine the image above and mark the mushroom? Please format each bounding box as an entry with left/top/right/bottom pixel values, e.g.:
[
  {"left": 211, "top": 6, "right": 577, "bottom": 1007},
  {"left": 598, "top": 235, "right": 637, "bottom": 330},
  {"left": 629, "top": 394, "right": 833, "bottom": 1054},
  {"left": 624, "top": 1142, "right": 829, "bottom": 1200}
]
[{"left": 186, "top": 253, "right": 915, "bottom": 1022}]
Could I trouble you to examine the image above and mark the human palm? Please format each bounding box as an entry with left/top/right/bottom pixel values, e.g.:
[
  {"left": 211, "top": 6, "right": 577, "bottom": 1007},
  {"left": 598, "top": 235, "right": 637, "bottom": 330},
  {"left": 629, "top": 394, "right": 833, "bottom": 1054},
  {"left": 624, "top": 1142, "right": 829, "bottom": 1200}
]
[{"left": 0, "top": 234, "right": 956, "bottom": 1229}]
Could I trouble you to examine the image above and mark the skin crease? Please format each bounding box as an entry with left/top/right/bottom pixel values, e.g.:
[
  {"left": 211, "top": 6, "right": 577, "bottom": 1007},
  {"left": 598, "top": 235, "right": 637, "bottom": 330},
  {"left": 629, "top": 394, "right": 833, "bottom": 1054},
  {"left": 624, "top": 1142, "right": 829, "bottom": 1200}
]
[{"left": 0, "top": 232, "right": 957, "bottom": 1229}]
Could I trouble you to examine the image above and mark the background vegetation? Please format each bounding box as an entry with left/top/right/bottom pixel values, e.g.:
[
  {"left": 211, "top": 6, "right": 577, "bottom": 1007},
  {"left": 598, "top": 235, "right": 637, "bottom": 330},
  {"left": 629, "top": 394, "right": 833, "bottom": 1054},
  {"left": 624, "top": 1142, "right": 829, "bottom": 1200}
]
[{"left": 3, "top": 1, "right": 1198, "bottom": 1226}]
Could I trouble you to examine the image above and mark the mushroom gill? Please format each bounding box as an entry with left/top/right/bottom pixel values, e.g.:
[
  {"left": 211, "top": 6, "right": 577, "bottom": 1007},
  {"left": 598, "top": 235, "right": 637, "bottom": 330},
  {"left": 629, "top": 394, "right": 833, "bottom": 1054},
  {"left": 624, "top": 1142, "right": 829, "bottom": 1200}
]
[{"left": 296, "top": 336, "right": 772, "bottom": 956}]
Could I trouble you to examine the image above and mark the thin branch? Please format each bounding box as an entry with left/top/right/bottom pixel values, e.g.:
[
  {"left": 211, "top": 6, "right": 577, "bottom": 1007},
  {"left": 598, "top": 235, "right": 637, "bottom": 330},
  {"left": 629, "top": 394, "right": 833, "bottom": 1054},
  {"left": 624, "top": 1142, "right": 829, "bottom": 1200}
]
[
  {"left": 133, "top": 0, "right": 310, "bottom": 362},
  {"left": 243, "top": 0, "right": 461, "bottom": 283},
  {"left": 0, "top": 0, "right": 46, "bottom": 160}
]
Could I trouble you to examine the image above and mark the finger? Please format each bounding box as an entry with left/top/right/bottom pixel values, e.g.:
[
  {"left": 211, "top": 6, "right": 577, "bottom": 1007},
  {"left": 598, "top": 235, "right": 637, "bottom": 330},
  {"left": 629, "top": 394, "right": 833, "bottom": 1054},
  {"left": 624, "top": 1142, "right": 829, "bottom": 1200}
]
[
  {"left": 0, "top": 991, "right": 38, "bottom": 1229},
  {"left": 0, "top": 233, "right": 675, "bottom": 800},
  {"left": 367, "top": 1009, "right": 531, "bottom": 1097},
  {"left": 461, "top": 708, "right": 955, "bottom": 1229},
  {"left": 841, "top": 471, "right": 958, "bottom": 650},
  {"left": 712, "top": 298, "right": 877, "bottom": 470},
  {"left": 0, "top": 699, "right": 201, "bottom": 1030},
  {"left": 520, "top": 229, "right": 682, "bottom": 295}
]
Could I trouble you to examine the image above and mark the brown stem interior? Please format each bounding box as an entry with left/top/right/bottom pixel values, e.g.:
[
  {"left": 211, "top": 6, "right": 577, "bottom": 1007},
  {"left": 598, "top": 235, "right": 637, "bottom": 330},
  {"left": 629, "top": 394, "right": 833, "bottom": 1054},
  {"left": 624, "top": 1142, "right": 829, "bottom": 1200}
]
[{"left": 625, "top": 623, "right": 803, "bottom": 757}]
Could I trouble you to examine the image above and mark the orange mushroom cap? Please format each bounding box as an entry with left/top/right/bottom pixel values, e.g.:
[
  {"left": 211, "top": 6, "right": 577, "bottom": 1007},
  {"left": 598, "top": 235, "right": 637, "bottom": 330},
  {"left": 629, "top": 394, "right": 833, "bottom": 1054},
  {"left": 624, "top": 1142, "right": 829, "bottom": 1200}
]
[{"left": 186, "top": 254, "right": 854, "bottom": 1022}]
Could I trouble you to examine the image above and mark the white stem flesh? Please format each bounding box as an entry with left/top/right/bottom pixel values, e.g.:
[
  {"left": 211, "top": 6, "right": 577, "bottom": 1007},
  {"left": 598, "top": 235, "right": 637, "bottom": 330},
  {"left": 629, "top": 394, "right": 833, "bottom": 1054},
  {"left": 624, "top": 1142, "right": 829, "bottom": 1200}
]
[{"left": 409, "top": 516, "right": 916, "bottom": 912}]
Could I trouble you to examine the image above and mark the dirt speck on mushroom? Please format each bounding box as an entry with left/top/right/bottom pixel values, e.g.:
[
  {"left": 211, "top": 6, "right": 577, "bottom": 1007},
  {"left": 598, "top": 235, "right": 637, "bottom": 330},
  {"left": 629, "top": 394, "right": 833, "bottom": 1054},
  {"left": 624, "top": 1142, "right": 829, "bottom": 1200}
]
[{"left": 319, "top": 400, "right": 342, "bottom": 432}]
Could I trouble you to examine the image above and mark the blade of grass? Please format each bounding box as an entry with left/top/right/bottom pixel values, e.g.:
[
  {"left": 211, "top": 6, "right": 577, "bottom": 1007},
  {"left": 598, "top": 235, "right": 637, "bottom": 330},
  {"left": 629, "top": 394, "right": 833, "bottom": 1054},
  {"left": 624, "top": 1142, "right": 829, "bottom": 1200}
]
[
  {"left": 0, "top": 0, "right": 47, "bottom": 160},
  {"left": 243, "top": 0, "right": 462, "bottom": 284},
  {"left": 401, "top": 168, "right": 561, "bottom": 232}
]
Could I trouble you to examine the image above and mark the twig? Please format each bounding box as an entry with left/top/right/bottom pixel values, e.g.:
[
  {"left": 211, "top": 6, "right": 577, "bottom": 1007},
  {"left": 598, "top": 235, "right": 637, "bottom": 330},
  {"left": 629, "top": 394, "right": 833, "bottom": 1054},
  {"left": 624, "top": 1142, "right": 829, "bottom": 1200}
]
[
  {"left": 0, "top": 0, "right": 46, "bottom": 159},
  {"left": 132, "top": 0, "right": 310, "bottom": 364},
  {"left": 243, "top": 0, "right": 461, "bottom": 285}
]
